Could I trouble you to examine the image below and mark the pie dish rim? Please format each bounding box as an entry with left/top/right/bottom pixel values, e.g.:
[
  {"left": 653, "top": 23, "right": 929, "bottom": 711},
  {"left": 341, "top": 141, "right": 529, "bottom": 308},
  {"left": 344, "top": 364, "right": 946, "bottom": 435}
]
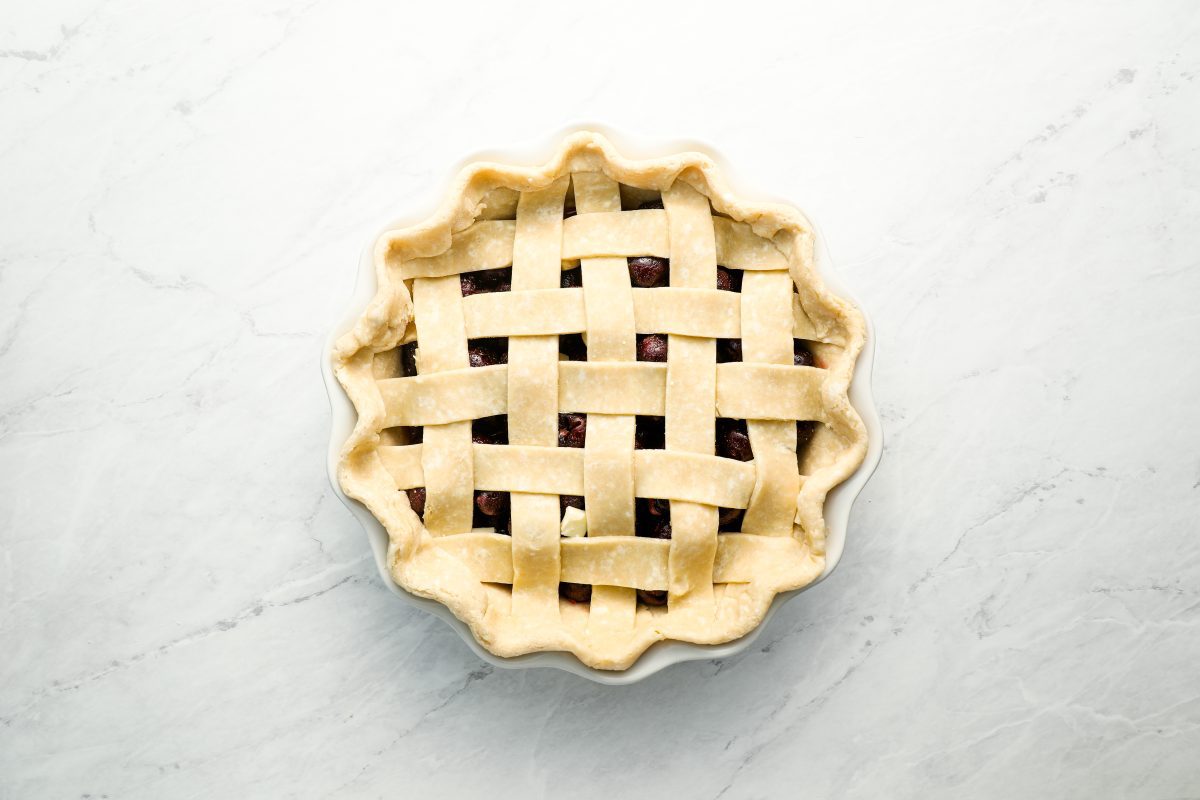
[{"left": 320, "top": 127, "right": 883, "bottom": 684}]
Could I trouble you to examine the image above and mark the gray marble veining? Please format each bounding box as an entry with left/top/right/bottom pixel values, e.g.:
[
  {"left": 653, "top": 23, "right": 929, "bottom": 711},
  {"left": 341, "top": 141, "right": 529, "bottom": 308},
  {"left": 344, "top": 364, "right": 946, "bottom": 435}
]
[{"left": 2, "top": 1, "right": 1198, "bottom": 797}]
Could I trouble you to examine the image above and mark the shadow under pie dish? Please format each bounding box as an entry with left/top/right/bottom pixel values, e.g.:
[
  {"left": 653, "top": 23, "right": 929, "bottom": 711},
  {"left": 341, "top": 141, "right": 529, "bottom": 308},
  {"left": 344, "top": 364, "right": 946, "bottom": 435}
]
[{"left": 332, "top": 132, "right": 869, "bottom": 671}]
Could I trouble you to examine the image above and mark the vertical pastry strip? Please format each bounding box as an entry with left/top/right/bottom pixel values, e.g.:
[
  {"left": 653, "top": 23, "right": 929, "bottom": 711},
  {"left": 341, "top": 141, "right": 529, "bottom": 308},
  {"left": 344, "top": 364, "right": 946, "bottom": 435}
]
[
  {"left": 574, "top": 172, "right": 638, "bottom": 635},
  {"left": 413, "top": 275, "right": 473, "bottom": 534},
  {"left": 662, "top": 182, "right": 719, "bottom": 614},
  {"left": 739, "top": 270, "right": 801, "bottom": 535},
  {"left": 508, "top": 177, "right": 570, "bottom": 621}
]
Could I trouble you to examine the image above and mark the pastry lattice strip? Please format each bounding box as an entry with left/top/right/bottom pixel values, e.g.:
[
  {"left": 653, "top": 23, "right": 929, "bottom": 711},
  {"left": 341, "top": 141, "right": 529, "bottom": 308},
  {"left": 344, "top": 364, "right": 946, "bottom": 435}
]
[
  {"left": 399, "top": 213, "right": 787, "bottom": 279},
  {"left": 573, "top": 172, "right": 637, "bottom": 631},
  {"left": 434, "top": 530, "right": 811, "bottom": 590},
  {"left": 378, "top": 363, "right": 826, "bottom": 425}
]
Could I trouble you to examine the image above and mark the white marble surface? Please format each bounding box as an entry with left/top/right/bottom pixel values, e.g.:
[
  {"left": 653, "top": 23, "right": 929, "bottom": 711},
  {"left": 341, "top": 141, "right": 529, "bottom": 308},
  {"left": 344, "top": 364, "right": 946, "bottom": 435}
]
[{"left": 3, "top": 1, "right": 1199, "bottom": 797}]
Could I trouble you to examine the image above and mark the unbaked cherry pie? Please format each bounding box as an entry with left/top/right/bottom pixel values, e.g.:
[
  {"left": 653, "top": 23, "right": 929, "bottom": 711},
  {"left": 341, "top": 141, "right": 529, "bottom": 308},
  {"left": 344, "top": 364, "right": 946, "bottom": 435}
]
[{"left": 333, "top": 132, "right": 868, "bottom": 670}]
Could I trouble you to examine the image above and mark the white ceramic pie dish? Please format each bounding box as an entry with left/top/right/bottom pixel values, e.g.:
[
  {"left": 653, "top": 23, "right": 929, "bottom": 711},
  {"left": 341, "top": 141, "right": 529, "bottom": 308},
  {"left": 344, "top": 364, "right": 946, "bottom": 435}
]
[{"left": 321, "top": 128, "right": 883, "bottom": 685}]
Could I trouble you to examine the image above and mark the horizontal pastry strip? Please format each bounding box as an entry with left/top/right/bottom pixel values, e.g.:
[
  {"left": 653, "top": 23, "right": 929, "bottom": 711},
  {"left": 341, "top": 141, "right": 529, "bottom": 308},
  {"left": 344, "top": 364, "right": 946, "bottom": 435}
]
[
  {"left": 635, "top": 449, "right": 754, "bottom": 508},
  {"left": 379, "top": 364, "right": 508, "bottom": 426},
  {"left": 380, "top": 445, "right": 755, "bottom": 509},
  {"left": 399, "top": 213, "right": 787, "bottom": 279},
  {"left": 433, "top": 532, "right": 807, "bottom": 589},
  {"left": 379, "top": 362, "right": 825, "bottom": 426},
  {"left": 463, "top": 289, "right": 586, "bottom": 337},
  {"left": 714, "top": 364, "right": 825, "bottom": 421},
  {"left": 403, "top": 291, "right": 838, "bottom": 347},
  {"left": 455, "top": 286, "right": 834, "bottom": 342},
  {"left": 632, "top": 288, "right": 738, "bottom": 338},
  {"left": 476, "top": 444, "right": 584, "bottom": 495},
  {"left": 464, "top": 287, "right": 743, "bottom": 339},
  {"left": 557, "top": 361, "right": 667, "bottom": 415}
]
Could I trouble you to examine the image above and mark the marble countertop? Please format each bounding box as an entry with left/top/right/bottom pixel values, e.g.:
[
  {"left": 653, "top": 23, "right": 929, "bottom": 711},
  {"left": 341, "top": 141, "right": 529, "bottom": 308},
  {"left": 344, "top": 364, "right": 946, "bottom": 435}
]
[{"left": 3, "top": 2, "right": 1198, "bottom": 797}]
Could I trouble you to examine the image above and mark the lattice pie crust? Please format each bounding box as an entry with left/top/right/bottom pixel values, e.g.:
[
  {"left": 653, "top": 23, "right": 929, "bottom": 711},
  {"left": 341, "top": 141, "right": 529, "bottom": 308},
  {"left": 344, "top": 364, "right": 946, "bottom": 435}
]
[{"left": 334, "top": 132, "right": 867, "bottom": 670}]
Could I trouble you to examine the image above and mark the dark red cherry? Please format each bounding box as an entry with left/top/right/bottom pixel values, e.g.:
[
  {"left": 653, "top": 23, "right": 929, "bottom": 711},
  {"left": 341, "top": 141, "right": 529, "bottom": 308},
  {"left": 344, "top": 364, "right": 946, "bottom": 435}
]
[
  {"left": 558, "top": 413, "right": 586, "bottom": 448},
  {"left": 468, "top": 338, "right": 508, "bottom": 368},
  {"left": 637, "top": 589, "right": 668, "bottom": 606},
  {"left": 472, "top": 415, "right": 508, "bottom": 445},
  {"left": 560, "top": 267, "right": 582, "bottom": 288},
  {"left": 399, "top": 342, "right": 418, "bottom": 376},
  {"left": 717, "top": 419, "right": 753, "bottom": 462},
  {"left": 797, "top": 420, "right": 818, "bottom": 450},
  {"left": 461, "top": 267, "right": 512, "bottom": 296},
  {"left": 559, "top": 333, "right": 587, "bottom": 361},
  {"left": 717, "top": 338, "right": 743, "bottom": 363},
  {"left": 719, "top": 507, "right": 745, "bottom": 532},
  {"left": 475, "top": 490, "right": 509, "bottom": 517},
  {"left": 794, "top": 340, "right": 815, "bottom": 367},
  {"left": 559, "top": 582, "right": 591, "bottom": 603},
  {"left": 628, "top": 256, "right": 669, "bottom": 288},
  {"left": 637, "top": 334, "right": 668, "bottom": 362},
  {"left": 716, "top": 266, "right": 743, "bottom": 292},
  {"left": 646, "top": 498, "right": 669, "bottom": 517},
  {"left": 406, "top": 487, "right": 426, "bottom": 518},
  {"left": 635, "top": 416, "right": 665, "bottom": 450}
]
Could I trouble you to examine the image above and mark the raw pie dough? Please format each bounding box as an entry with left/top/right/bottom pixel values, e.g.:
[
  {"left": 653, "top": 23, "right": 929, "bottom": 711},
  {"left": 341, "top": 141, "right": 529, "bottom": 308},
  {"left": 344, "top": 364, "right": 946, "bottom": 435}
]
[{"left": 333, "top": 132, "right": 868, "bottom": 670}]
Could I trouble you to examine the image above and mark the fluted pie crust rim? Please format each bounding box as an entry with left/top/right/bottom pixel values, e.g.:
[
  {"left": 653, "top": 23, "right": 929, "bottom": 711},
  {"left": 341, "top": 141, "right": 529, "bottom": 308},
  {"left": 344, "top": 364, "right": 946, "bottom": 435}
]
[{"left": 333, "top": 132, "right": 868, "bottom": 670}]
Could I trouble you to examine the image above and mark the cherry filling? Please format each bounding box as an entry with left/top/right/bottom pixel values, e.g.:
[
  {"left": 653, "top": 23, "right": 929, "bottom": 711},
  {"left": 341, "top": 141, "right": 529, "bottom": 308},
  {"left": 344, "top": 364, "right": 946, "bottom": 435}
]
[
  {"left": 628, "top": 257, "right": 669, "bottom": 288},
  {"left": 650, "top": 500, "right": 670, "bottom": 519},
  {"left": 468, "top": 338, "right": 508, "bottom": 368},
  {"left": 472, "top": 415, "right": 509, "bottom": 445},
  {"left": 471, "top": 415, "right": 511, "bottom": 534},
  {"left": 635, "top": 498, "right": 671, "bottom": 605},
  {"left": 560, "top": 582, "right": 592, "bottom": 603},
  {"left": 399, "top": 341, "right": 419, "bottom": 375},
  {"left": 558, "top": 333, "right": 587, "bottom": 361},
  {"left": 717, "top": 338, "right": 742, "bottom": 363},
  {"left": 635, "top": 415, "right": 665, "bottom": 451},
  {"left": 636, "top": 589, "right": 667, "bottom": 607},
  {"left": 794, "top": 340, "right": 815, "bottom": 367},
  {"left": 708, "top": 419, "right": 750, "bottom": 527},
  {"left": 715, "top": 418, "right": 752, "bottom": 526},
  {"left": 557, "top": 412, "right": 587, "bottom": 601},
  {"left": 718, "top": 507, "right": 744, "bottom": 531},
  {"left": 628, "top": 198, "right": 668, "bottom": 286},
  {"left": 403, "top": 202, "right": 825, "bottom": 606},
  {"left": 716, "top": 418, "right": 753, "bottom": 462},
  {"left": 636, "top": 498, "right": 671, "bottom": 534},
  {"left": 793, "top": 342, "right": 818, "bottom": 447},
  {"left": 460, "top": 267, "right": 511, "bottom": 296},
  {"left": 400, "top": 342, "right": 427, "bottom": 518},
  {"left": 796, "top": 420, "right": 818, "bottom": 449},
  {"left": 406, "top": 487, "right": 426, "bottom": 518},
  {"left": 475, "top": 490, "right": 508, "bottom": 517},
  {"left": 717, "top": 266, "right": 743, "bottom": 292},
  {"left": 637, "top": 334, "right": 668, "bottom": 362},
  {"left": 558, "top": 413, "right": 587, "bottom": 448},
  {"left": 560, "top": 266, "right": 582, "bottom": 288},
  {"left": 715, "top": 266, "right": 746, "bottom": 362},
  {"left": 558, "top": 415, "right": 586, "bottom": 511}
]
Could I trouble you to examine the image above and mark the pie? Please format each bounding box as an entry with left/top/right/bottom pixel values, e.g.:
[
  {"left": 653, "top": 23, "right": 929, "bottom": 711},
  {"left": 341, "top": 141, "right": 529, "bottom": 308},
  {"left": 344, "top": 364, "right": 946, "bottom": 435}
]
[{"left": 333, "top": 132, "right": 868, "bottom": 670}]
